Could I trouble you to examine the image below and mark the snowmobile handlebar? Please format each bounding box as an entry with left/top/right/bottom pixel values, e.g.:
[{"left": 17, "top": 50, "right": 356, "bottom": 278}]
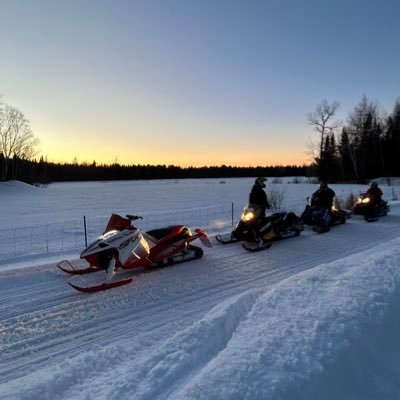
[{"left": 126, "top": 214, "right": 143, "bottom": 221}]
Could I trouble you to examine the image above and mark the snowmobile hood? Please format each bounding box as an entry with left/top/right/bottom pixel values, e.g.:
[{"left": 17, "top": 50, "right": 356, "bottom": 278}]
[{"left": 80, "top": 229, "right": 139, "bottom": 257}]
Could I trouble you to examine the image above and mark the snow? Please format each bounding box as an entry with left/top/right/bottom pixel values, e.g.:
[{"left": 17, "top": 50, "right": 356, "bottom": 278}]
[{"left": 1, "top": 178, "right": 400, "bottom": 399}]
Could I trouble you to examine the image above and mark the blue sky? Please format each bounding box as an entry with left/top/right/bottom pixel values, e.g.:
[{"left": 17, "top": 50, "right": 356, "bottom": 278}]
[{"left": 1, "top": 0, "right": 399, "bottom": 166}]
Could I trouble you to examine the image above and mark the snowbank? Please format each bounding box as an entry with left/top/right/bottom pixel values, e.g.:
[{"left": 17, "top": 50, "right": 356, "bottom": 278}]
[{"left": 0, "top": 180, "right": 40, "bottom": 194}]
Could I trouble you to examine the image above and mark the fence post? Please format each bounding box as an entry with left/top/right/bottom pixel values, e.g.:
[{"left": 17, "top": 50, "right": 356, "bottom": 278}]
[
  {"left": 13, "top": 228, "right": 16, "bottom": 256},
  {"left": 83, "top": 216, "right": 88, "bottom": 247},
  {"left": 231, "top": 202, "right": 234, "bottom": 226},
  {"left": 46, "top": 224, "right": 49, "bottom": 252}
]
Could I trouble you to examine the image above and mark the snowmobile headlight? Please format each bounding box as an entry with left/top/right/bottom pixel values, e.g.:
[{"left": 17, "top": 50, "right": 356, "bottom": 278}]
[
  {"left": 361, "top": 197, "right": 370, "bottom": 204},
  {"left": 242, "top": 211, "right": 255, "bottom": 222},
  {"left": 331, "top": 205, "right": 337, "bottom": 212}
]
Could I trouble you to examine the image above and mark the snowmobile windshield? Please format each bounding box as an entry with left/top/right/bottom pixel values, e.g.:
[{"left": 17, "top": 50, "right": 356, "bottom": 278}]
[{"left": 104, "top": 214, "right": 133, "bottom": 233}]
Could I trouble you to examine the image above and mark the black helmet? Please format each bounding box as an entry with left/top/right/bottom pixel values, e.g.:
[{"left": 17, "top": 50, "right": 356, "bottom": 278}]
[
  {"left": 370, "top": 181, "right": 378, "bottom": 188},
  {"left": 255, "top": 177, "right": 267, "bottom": 188},
  {"left": 319, "top": 181, "right": 328, "bottom": 189}
]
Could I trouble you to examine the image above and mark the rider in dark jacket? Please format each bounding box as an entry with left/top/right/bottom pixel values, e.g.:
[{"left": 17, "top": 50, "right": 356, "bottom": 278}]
[
  {"left": 364, "top": 181, "right": 384, "bottom": 218},
  {"left": 311, "top": 182, "right": 335, "bottom": 211},
  {"left": 301, "top": 182, "right": 336, "bottom": 230},
  {"left": 249, "top": 177, "right": 270, "bottom": 217},
  {"left": 365, "top": 182, "right": 383, "bottom": 206},
  {"left": 249, "top": 177, "right": 271, "bottom": 245}
]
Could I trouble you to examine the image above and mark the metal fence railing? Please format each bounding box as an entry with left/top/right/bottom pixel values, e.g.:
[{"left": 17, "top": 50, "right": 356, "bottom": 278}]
[{"left": 0, "top": 204, "right": 235, "bottom": 262}]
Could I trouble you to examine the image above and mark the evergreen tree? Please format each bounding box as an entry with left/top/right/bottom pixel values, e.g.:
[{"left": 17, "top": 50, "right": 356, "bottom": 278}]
[
  {"left": 385, "top": 100, "right": 400, "bottom": 175},
  {"left": 319, "top": 134, "right": 340, "bottom": 182},
  {"left": 338, "top": 128, "right": 356, "bottom": 181}
]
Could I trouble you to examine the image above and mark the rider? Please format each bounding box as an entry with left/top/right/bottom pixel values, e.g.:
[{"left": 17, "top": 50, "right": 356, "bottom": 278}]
[
  {"left": 365, "top": 181, "right": 383, "bottom": 217},
  {"left": 311, "top": 181, "right": 336, "bottom": 211},
  {"left": 303, "top": 181, "right": 335, "bottom": 228},
  {"left": 249, "top": 177, "right": 271, "bottom": 245},
  {"left": 366, "top": 181, "right": 383, "bottom": 206},
  {"left": 249, "top": 177, "right": 271, "bottom": 218}
]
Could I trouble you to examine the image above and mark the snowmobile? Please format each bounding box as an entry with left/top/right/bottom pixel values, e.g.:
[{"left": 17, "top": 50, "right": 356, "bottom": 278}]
[
  {"left": 215, "top": 204, "right": 304, "bottom": 252},
  {"left": 301, "top": 195, "right": 349, "bottom": 233},
  {"left": 58, "top": 213, "right": 212, "bottom": 292},
  {"left": 353, "top": 193, "right": 389, "bottom": 222}
]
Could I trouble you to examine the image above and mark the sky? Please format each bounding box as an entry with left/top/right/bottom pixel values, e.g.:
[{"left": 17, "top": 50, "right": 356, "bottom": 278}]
[{"left": 1, "top": 0, "right": 400, "bottom": 167}]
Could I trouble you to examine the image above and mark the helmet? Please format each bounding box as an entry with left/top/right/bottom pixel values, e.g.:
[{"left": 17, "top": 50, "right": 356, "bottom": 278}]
[
  {"left": 370, "top": 181, "right": 378, "bottom": 188},
  {"left": 255, "top": 177, "right": 267, "bottom": 188},
  {"left": 319, "top": 181, "right": 328, "bottom": 189}
]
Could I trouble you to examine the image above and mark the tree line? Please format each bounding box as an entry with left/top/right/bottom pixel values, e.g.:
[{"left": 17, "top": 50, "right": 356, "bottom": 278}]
[
  {"left": 2, "top": 94, "right": 400, "bottom": 184},
  {"left": 309, "top": 95, "right": 400, "bottom": 183},
  {"left": 0, "top": 155, "right": 310, "bottom": 183},
  {"left": 0, "top": 96, "right": 310, "bottom": 183}
]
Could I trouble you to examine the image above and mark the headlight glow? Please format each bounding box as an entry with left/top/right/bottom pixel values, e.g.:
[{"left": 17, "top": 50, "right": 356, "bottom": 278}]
[{"left": 242, "top": 211, "right": 255, "bottom": 221}]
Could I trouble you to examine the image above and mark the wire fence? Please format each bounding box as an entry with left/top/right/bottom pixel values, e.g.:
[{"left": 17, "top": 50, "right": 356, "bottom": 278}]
[{"left": 0, "top": 204, "right": 235, "bottom": 261}]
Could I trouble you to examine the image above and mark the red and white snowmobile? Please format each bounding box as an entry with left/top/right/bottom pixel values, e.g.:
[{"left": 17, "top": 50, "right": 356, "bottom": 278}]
[{"left": 58, "top": 213, "right": 212, "bottom": 292}]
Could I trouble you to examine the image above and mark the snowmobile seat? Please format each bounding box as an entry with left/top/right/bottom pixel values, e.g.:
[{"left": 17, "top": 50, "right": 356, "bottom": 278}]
[{"left": 146, "top": 226, "right": 190, "bottom": 243}]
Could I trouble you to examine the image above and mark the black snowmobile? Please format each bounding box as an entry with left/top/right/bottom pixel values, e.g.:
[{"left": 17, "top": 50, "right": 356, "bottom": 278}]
[
  {"left": 353, "top": 193, "right": 389, "bottom": 222},
  {"left": 216, "top": 204, "right": 304, "bottom": 251},
  {"left": 301, "top": 195, "right": 349, "bottom": 233}
]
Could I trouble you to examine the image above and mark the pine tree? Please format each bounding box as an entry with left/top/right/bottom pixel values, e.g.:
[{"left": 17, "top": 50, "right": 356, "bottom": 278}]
[
  {"left": 386, "top": 100, "right": 400, "bottom": 175},
  {"left": 338, "top": 128, "right": 356, "bottom": 181}
]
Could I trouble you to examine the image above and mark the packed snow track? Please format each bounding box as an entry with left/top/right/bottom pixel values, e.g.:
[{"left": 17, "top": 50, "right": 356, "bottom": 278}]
[{"left": 1, "top": 206, "right": 400, "bottom": 395}]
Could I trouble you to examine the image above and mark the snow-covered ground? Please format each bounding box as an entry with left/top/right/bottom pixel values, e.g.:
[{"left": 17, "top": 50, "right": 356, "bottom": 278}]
[{"left": 1, "top": 178, "right": 400, "bottom": 400}]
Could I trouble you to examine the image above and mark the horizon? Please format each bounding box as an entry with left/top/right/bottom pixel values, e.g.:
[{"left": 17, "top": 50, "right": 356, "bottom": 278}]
[
  {"left": 39, "top": 155, "right": 309, "bottom": 169},
  {"left": 34, "top": 156, "right": 310, "bottom": 169},
  {"left": 1, "top": 0, "right": 400, "bottom": 167}
]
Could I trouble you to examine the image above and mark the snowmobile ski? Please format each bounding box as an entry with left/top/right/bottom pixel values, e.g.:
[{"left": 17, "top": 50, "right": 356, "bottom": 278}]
[
  {"left": 68, "top": 277, "right": 133, "bottom": 292},
  {"left": 57, "top": 260, "right": 102, "bottom": 275},
  {"left": 242, "top": 242, "right": 272, "bottom": 252},
  {"left": 215, "top": 234, "right": 239, "bottom": 244}
]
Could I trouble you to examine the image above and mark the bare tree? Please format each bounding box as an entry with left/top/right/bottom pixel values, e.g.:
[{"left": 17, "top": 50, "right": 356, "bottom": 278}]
[
  {"left": 0, "top": 103, "right": 39, "bottom": 180},
  {"left": 346, "top": 95, "right": 380, "bottom": 134},
  {"left": 307, "top": 100, "right": 341, "bottom": 160},
  {"left": 267, "top": 187, "right": 287, "bottom": 210}
]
